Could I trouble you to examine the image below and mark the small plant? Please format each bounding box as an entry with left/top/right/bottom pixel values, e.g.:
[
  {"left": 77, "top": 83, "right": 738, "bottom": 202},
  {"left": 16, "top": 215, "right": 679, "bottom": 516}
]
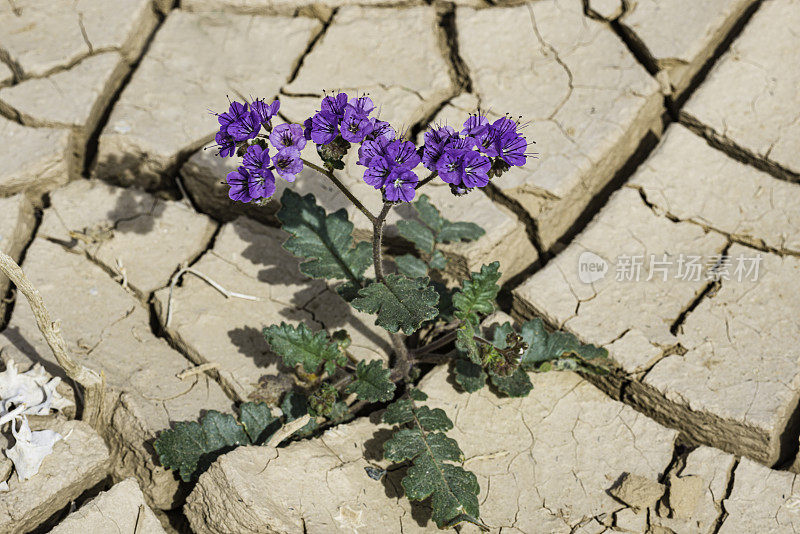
[{"left": 155, "top": 93, "right": 609, "bottom": 529}]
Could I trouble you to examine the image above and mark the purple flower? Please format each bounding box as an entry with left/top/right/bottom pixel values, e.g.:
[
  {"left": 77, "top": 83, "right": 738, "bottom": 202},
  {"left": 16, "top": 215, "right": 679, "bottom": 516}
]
[
  {"left": 475, "top": 127, "right": 501, "bottom": 157},
  {"left": 497, "top": 132, "right": 527, "bottom": 167},
  {"left": 436, "top": 149, "right": 466, "bottom": 185},
  {"left": 242, "top": 145, "right": 273, "bottom": 178},
  {"left": 426, "top": 125, "right": 457, "bottom": 147},
  {"left": 461, "top": 114, "right": 489, "bottom": 137},
  {"left": 447, "top": 135, "right": 477, "bottom": 151},
  {"left": 436, "top": 148, "right": 490, "bottom": 190},
  {"left": 252, "top": 99, "right": 280, "bottom": 128},
  {"left": 363, "top": 155, "right": 394, "bottom": 188},
  {"left": 320, "top": 92, "right": 349, "bottom": 119},
  {"left": 227, "top": 166, "right": 275, "bottom": 203},
  {"left": 272, "top": 147, "right": 303, "bottom": 182},
  {"left": 492, "top": 117, "right": 519, "bottom": 137},
  {"left": 386, "top": 140, "right": 420, "bottom": 170},
  {"left": 227, "top": 110, "right": 262, "bottom": 142},
  {"left": 384, "top": 168, "right": 418, "bottom": 202},
  {"left": 461, "top": 151, "right": 491, "bottom": 188},
  {"left": 368, "top": 119, "right": 395, "bottom": 141},
  {"left": 422, "top": 126, "right": 458, "bottom": 170},
  {"left": 270, "top": 123, "right": 307, "bottom": 151},
  {"left": 215, "top": 128, "right": 236, "bottom": 158},
  {"left": 303, "top": 117, "right": 313, "bottom": 141},
  {"left": 310, "top": 111, "right": 339, "bottom": 145},
  {"left": 349, "top": 95, "right": 374, "bottom": 117},
  {"left": 340, "top": 106, "right": 374, "bottom": 143},
  {"left": 217, "top": 101, "right": 248, "bottom": 129},
  {"left": 357, "top": 136, "right": 392, "bottom": 167}
]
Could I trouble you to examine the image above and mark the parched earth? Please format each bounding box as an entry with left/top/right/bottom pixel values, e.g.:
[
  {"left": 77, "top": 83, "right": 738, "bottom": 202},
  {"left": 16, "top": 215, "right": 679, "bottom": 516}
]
[{"left": 0, "top": 0, "right": 799, "bottom": 532}]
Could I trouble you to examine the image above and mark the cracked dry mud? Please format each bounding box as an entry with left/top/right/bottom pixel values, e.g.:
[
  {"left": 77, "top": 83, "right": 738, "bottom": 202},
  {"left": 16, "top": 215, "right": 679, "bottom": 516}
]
[{"left": 1, "top": 0, "right": 800, "bottom": 531}]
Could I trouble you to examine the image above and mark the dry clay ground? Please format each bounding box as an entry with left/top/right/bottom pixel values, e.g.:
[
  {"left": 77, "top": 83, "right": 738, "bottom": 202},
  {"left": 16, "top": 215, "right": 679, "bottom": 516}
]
[{"left": 0, "top": 0, "right": 799, "bottom": 532}]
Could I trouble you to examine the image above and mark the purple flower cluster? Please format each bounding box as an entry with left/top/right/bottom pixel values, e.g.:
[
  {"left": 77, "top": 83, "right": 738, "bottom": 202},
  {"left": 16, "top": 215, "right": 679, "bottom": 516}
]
[
  {"left": 358, "top": 137, "right": 421, "bottom": 202},
  {"left": 213, "top": 99, "right": 305, "bottom": 203},
  {"left": 304, "top": 92, "right": 420, "bottom": 202},
  {"left": 423, "top": 114, "right": 529, "bottom": 194},
  {"left": 211, "top": 93, "right": 532, "bottom": 206},
  {"left": 304, "top": 93, "right": 394, "bottom": 146}
]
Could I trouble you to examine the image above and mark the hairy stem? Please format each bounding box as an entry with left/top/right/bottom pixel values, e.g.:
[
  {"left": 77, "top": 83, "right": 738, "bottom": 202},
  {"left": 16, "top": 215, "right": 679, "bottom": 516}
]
[
  {"left": 411, "top": 329, "right": 457, "bottom": 357},
  {"left": 372, "top": 202, "right": 414, "bottom": 380},
  {"left": 0, "top": 251, "right": 105, "bottom": 428},
  {"left": 302, "top": 158, "right": 377, "bottom": 224}
]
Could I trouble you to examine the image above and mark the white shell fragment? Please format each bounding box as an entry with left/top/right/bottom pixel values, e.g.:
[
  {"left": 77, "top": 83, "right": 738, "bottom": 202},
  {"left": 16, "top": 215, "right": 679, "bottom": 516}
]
[
  {"left": 5, "top": 416, "right": 63, "bottom": 481},
  {"left": 0, "top": 359, "right": 73, "bottom": 418}
]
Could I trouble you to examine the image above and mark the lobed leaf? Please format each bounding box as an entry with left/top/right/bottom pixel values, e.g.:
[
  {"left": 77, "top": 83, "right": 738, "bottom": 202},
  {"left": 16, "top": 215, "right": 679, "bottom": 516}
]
[
  {"left": 263, "top": 322, "right": 346, "bottom": 375},
  {"left": 395, "top": 254, "right": 428, "bottom": 278},
  {"left": 453, "top": 359, "right": 487, "bottom": 393},
  {"left": 490, "top": 367, "right": 533, "bottom": 397},
  {"left": 345, "top": 359, "right": 396, "bottom": 402},
  {"left": 397, "top": 220, "right": 436, "bottom": 254},
  {"left": 438, "top": 221, "right": 485, "bottom": 244},
  {"left": 154, "top": 404, "right": 277, "bottom": 482},
  {"left": 413, "top": 194, "right": 445, "bottom": 235},
  {"left": 280, "top": 391, "right": 319, "bottom": 437},
  {"left": 277, "top": 189, "right": 371, "bottom": 283},
  {"left": 351, "top": 274, "right": 439, "bottom": 335},
  {"left": 382, "top": 398, "right": 483, "bottom": 529},
  {"left": 453, "top": 262, "right": 502, "bottom": 323},
  {"left": 239, "top": 402, "right": 280, "bottom": 445},
  {"left": 411, "top": 194, "right": 485, "bottom": 245},
  {"left": 455, "top": 320, "right": 480, "bottom": 364},
  {"left": 428, "top": 250, "right": 448, "bottom": 271},
  {"left": 519, "top": 318, "right": 609, "bottom": 373}
]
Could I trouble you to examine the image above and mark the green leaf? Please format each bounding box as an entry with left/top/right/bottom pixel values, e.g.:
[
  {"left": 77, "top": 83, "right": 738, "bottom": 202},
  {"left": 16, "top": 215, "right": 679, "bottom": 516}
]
[
  {"left": 382, "top": 398, "right": 484, "bottom": 529},
  {"left": 408, "top": 388, "right": 428, "bottom": 401},
  {"left": 346, "top": 360, "right": 396, "bottom": 402},
  {"left": 428, "top": 250, "right": 448, "bottom": 271},
  {"left": 154, "top": 411, "right": 250, "bottom": 482},
  {"left": 490, "top": 367, "right": 533, "bottom": 397},
  {"left": 519, "top": 318, "right": 609, "bottom": 373},
  {"left": 239, "top": 402, "right": 280, "bottom": 445},
  {"left": 383, "top": 399, "right": 414, "bottom": 425},
  {"left": 491, "top": 321, "right": 515, "bottom": 348},
  {"left": 395, "top": 254, "right": 428, "bottom": 278},
  {"left": 328, "top": 401, "right": 353, "bottom": 424},
  {"left": 413, "top": 194, "right": 444, "bottom": 235},
  {"left": 438, "top": 221, "right": 485, "bottom": 243},
  {"left": 263, "top": 322, "right": 346, "bottom": 375},
  {"left": 277, "top": 189, "right": 371, "bottom": 283},
  {"left": 453, "top": 359, "right": 487, "bottom": 393},
  {"left": 411, "top": 194, "right": 484, "bottom": 244},
  {"left": 280, "top": 391, "right": 319, "bottom": 437},
  {"left": 455, "top": 320, "right": 480, "bottom": 364},
  {"left": 453, "top": 262, "right": 502, "bottom": 322},
  {"left": 351, "top": 274, "right": 439, "bottom": 335},
  {"left": 405, "top": 459, "right": 480, "bottom": 529},
  {"left": 397, "top": 220, "right": 435, "bottom": 254},
  {"left": 280, "top": 390, "right": 309, "bottom": 422},
  {"left": 413, "top": 406, "right": 453, "bottom": 432}
]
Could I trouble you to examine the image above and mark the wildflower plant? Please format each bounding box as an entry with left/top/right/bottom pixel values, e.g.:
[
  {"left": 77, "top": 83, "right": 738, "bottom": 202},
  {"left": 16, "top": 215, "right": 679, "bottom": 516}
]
[{"left": 154, "top": 93, "right": 609, "bottom": 529}]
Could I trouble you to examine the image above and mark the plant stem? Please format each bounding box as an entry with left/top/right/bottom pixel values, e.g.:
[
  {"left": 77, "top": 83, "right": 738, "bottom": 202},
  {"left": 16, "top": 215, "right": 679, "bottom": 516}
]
[
  {"left": 372, "top": 201, "right": 414, "bottom": 380},
  {"left": 301, "top": 158, "right": 377, "bottom": 224},
  {"left": 415, "top": 170, "right": 438, "bottom": 190},
  {"left": 411, "top": 329, "right": 457, "bottom": 357},
  {"left": 0, "top": 251, "right": 105, "bottom": 429}
]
